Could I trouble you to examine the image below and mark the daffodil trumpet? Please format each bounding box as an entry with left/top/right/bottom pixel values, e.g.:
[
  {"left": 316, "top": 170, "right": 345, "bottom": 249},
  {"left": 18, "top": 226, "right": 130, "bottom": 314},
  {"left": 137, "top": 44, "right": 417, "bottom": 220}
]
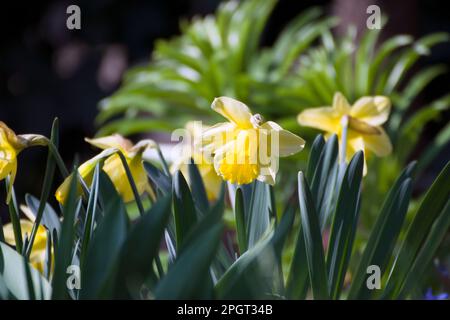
[
  {"left": 55, "top": 134, "right": 156, "bottom": 205},
  {"left": 297, "top": 92, "right": 393, "bottom": 175},
  {"left": 201, "top": 97, "right": 305, "bottom": 185}
]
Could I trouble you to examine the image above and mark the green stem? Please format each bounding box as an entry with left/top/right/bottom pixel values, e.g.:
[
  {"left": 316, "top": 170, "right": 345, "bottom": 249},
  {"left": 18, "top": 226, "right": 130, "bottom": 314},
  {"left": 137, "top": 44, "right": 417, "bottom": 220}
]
[
  {"left": 339, "top": 115, "right": 349, "bottom": 177},
  {"left": 47, "top": 140, "right": 69, "bottom": 178}
]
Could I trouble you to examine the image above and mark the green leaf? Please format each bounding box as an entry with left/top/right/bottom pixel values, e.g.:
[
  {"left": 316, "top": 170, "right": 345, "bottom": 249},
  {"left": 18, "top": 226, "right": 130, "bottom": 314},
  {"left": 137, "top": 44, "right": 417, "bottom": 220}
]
[
  {"left": 286, "top": 224, "right": 309, "bottom": 300},
  {"left": 247, "top": 181, "right": 270, "bottom": 248},
  {"left": 306, "top": 134, "right": 325, "bottom": 183},
  {"left": 326, "top": 151, "right": 363, "bottom": 299},
  {"left": 348, "top": 162, "right": 415, "bottom": 299},
  {"left": 235, "top": 188, "right": 248, "bottom": 254},
  {"left": 297, "top": 171, "right": 329, "bottom": 299},
  {"left": 80, "top": 172, "right": 129, "bottom": 299},
  {"left": 310, "top": 134, "right": 339, "bottom": 229},
  {"left": 383, "top": 161, "right": 450, "bottom": 298},
  {"left": 5, "top": 179, "right": 22, "bottom": 254},
  {"left": 26, "top": 118, "right": 59, "bottom": 258},
  {"left": 25, "top": 194, "right": 61, "bottom": 236},
  {"left": 144, "top": 162, "right": 171, "bottom": 195},
  {"left": 51, "top": 169, "right": 80, "bottom": 300},
  {"left": 114, "top": 196, "right": 172, "bottom": 298},
  {"left": 80, "top": 163, "right": 101, "bottom": 268},
  {"left": 0, "top": 242, "right": 52, "bottom": 300},
  {"left": 397, "top": 200, "right": 450, "bottom": 298},
  {"left": 172, "top": 170, "right": 197, "bottom": 251},
  {"left": 188, "top": 159, "right": 209, "bottom": 214},
  {"left": 155, "top": 206, "right": 224, "bottom": 299}
]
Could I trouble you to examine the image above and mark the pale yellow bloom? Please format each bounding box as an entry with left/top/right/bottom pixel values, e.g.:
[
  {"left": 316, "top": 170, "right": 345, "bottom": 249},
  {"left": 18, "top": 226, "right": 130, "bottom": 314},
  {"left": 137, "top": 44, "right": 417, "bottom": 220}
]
[
  {"left": 171, "top": 121, "right": 222, "bottom": 201},
  {"left": 3, "top": 207, "right": 49, "bottom": 274},
  {"left": 55, "top": 134, "right": 154, "bottom": 203},
  {"left": 202, "top": 97, "right": 305, "bottom": 185},
  {"left": 297, "top": 92, "right": 393, "bottom": 174}
]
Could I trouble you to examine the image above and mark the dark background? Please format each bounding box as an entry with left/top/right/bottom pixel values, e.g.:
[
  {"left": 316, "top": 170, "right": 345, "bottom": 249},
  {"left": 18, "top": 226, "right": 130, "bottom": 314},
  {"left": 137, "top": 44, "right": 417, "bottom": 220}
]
[{"left": 0, "top": 0, "right": 449, "bottom": 209}]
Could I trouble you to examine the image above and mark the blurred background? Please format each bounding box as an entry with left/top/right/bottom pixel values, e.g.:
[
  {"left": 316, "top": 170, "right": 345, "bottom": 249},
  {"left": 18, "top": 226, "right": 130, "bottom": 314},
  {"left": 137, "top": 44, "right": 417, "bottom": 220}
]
[{"left": 0, "top": 0, "right": 449, "bottom": 206}]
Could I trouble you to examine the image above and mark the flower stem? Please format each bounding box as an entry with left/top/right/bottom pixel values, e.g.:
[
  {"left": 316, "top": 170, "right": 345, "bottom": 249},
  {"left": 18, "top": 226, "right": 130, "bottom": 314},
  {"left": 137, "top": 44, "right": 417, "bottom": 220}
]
[{"left": 339, "top": 115, "right": 349, "bottom": 176}]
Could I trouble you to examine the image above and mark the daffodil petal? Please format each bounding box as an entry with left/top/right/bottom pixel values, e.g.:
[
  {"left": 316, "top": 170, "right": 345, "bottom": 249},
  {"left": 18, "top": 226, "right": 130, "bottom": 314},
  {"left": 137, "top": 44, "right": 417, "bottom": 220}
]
[
  {"left": 85, "top": 134, "right": 133, "bottom": 151},
  {"left": 212, "top": 97, "right": 253, "bottom": 128},
  {"left": 350, "top": 96, "right": 391, "bottom": 126},
  {"left": 297, "top": 106, "right": 342, "bottom": 133},
  {"left": 333, "top": 92, "right": 352, "bottom": 114},
  {"left": 363, "top": 126, "right": 393, "bottom": 157},
  {"left": 261, "top": 121, "right": 305, "bottom": 157},
  {"left": 257, "top": 166, "right": 276, "bottom": 185}
]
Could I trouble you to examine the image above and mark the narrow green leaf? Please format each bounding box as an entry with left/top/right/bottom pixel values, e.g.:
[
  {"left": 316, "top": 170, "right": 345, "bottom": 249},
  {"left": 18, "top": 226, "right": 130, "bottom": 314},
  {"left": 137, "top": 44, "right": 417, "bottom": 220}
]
[
  {"left": 235, "top": 188, "right": 248, "bottom": 254},
  {"left": 310, "top": 134, "right": 339, "bottom": 229},
  {"left": 26, "top": 118, "right": 59, "bottom": 258},
  {"left": 398, "top": 200, "right": 450, "bottom": 298},
  {"left": 80, "top": 172, "right": 128, "bottom": 299},
  {"left": 383, "top": 161, "right": 450, "bottom": 298},
  {"left": 172, "top": 170, "right": 197, "bottom": 251},
  {"left": 247, "top": 181, "right": 270, "bottom": 248},
  {"left": 348, "top": 162, "right": 415, "bottom": 299},
  {"left": 114, "top": 195, "right": 172, "bottom": 298},
  {"left": 306, "top": 134, "right": 325, "bottom": 183},
  {"left": 144, "top": 161, "right": 171, "bottom": 195},
  {"left": 188, "top": 158, "right": 209, "bottom": 214},
  {"left": 5, "top": 179, "right": 22, "bottom": 254},
  {"left": 0, "top": 242, "right": 52, "bottom": 300},
  {"left": 326, "top": 151, "right": 363, "bottom": 299},
  {"left": 155, "top": 217, "right": 223, "bottom": 299},
  {"left": 298, "top": 171, "right": 329, "bottom": 299},
  {"left": 51, "top": 169, "right": 79, "bottom": 300}
]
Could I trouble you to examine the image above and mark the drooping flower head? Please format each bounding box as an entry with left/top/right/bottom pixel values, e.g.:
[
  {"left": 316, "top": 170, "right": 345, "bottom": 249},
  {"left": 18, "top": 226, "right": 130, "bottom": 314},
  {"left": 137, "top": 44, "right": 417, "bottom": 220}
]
[
  {"left": 55, "top": 134, "right": 154, "bottom": 203},
  {"left": 0, "top": 122, "right": 48, "bottom": 203},
  {"left": 202, "top": 97, "right": 305, "bottom": 185},
  {"left": 297, "top": 92, "right": 392, "bottom": 174}
]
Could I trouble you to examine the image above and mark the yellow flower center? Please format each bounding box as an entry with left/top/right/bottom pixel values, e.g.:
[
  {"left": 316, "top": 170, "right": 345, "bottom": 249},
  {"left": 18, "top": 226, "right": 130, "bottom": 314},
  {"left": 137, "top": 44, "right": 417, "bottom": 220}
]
[{"left": 216, "top": 129, "right": 260, "bottom": 185}]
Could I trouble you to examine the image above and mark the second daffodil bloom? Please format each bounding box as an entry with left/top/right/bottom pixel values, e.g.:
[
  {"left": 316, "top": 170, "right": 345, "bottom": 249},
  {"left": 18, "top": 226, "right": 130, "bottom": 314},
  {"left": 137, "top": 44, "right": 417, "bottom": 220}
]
[
  {"left": 3, "top": 206, "right": 49, "bottom": 274},
  {"left": 202, "top": 97, "right": 305, "bottom": 185},
  {"left": 56, "top": 134, "right": 155, "bottom": 203},
  {"left": 297, "top": 92, "right": 393, "bottom": 174},
  {"left": 171, "top": 121, "right": 222, "bottom": 201}
]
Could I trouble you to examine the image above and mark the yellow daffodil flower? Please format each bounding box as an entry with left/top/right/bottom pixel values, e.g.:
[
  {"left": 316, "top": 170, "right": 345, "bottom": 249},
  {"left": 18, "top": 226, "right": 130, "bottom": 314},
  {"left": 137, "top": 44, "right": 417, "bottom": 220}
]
[
  {"left": 55, "top": 134, "right": 155, "bottom": 203},
  {"left": 171, "top": 121, "right": 222, "bottom": 201},
  {"left": 297, "top": 92, "right": 393, "bottom": 174},
  {"left": 0, "top": 122, "right": 48, "bottom": 203},
  {"left": 202, "top": 97, "right": 305, "bottom": 185},
  {"left": 3, "top": 206, "right": 49, "bottom": 274}
]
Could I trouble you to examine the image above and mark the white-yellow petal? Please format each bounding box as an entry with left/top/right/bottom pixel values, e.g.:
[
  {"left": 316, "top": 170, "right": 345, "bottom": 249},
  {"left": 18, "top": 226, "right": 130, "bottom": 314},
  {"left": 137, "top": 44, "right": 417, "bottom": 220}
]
[
  {"left": 297, "top": 106, "right": 342, "bottom": 133},
  {"left": 211, "top": 97, "right": 253, "bottom": 129},
  {"left": 363, "top": 126, "right": 393, "bottom": 157},
  {"left": 261, "top": 121, "right": 305, "bottom": 157},
  {"left": 333, "top": 92, "right": 352, "bottom": 114},
  {"left": 85, "top": 134, "right": 133, "bottom": 151},
  {"left": 350, "top": 96, "right": 391, "bottom": 126}
]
